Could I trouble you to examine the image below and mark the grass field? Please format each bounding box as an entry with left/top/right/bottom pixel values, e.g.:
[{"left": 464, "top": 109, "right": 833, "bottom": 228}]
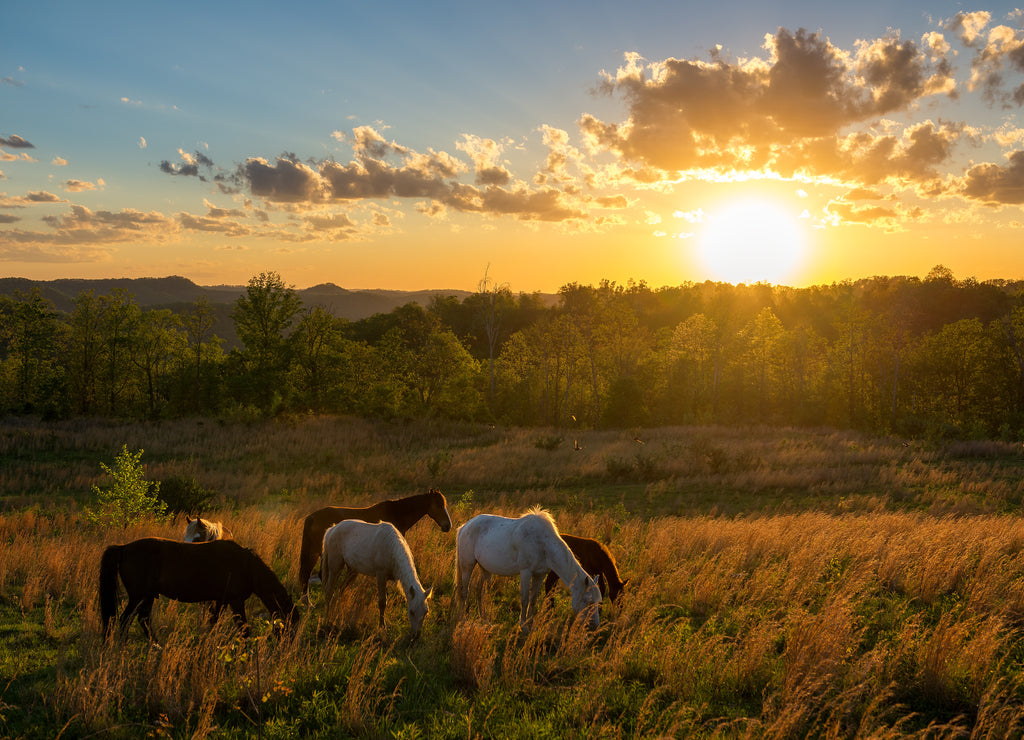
[{"left": 3, "top": 415, "right": 1024, "bottom": 738}]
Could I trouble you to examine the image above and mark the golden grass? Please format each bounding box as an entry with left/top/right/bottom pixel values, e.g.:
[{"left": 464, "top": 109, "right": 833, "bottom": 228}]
[{"left": 5, "top": 416, "right": 1024, "bottom": 736}]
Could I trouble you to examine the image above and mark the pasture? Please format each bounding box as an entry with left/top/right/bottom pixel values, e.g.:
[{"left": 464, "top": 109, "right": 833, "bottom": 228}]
[{"left": 3, "top": 416, "right": 1024, "bottom": 738}]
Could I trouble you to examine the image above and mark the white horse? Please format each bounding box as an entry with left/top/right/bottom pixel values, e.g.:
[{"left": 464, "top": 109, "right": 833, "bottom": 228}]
[
  {"left": 184, "top": 516, "right": 231, "bottom": 542},
  {"left": 321, "top": 520, "right": 433, "bottom": 638},
  {"left": 455, "top": 507, "right": 602, "bottom": 632}
]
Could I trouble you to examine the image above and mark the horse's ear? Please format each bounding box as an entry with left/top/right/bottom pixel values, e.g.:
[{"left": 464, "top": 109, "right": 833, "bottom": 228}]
[
  {"left": 186, "top": 515, "right": 193, "bottom": 523},
  {"left": 425, "top": 585, "right": 433, "bottom": 600}
]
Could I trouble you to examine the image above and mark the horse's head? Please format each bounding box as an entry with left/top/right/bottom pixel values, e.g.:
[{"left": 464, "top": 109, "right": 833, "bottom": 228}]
[
  {"left": 407, "top": 584, "right": 432, "bottom": 639},
  {"left": 609, "top": 577, "right": 629, "bottom": 603},
  {"left": 571, "top": 574, "right": 602, "bottom": 630},
  {"left": 184, "top": 516, "right": 206, "bottom": 542},
  {"left": 427, "top": 489, "right": 452, "bottom": 533}
]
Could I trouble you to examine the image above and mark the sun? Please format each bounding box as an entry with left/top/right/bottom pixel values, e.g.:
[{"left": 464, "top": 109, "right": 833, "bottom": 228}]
[{"left": 696, "top": 199, "right": 808, "bottom": 285}]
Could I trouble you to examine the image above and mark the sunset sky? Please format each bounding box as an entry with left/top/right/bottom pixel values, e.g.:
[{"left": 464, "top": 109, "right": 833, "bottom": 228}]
[{"left": 4, "top": 2, "right": 1024, "bottom": 293}]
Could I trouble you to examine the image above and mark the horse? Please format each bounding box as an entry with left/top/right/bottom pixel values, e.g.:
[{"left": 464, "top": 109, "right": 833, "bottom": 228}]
[
  {"left": 321, "top": 520, "right": 433, "bottom": 639},
  {"left": 183, "top": 515, "right": 232, "bottom": 542},
  {"left": 454, "top": 507, "right": 602, "bottom": 632},
  {"left": 544, "top": 534, "right": 629, "bottom": 603},
  {"left": 298, "top": 488, "right": 451, "bottom": 597},
  {"left": 99, "top": 537, "right": 296, "bottom": 640}
]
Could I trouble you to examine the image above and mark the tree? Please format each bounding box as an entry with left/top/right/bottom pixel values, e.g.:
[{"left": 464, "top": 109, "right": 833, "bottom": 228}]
[
  {"left": 0, "top": 289, "right": 65, "bottom": 415},
  {"left": 68, "top": 290, "right": 102, "bottom": 414},
  {"left": 471, "top": 267, "right": 513, "bottom": 414},
  {"left": 85, "top": 445, "right": 167, "bottom": 528},
  {"left": 291, "top": 305, "right": 349, "bottom": 411},
  {"left": 132, "top": 308, "right": 183, "bottom": 418},
  {"left": 231, "top": 271, "right": 303, "bottom": 412},
  {"left": 97, "top": 288, "right": 142, "bottom": 415},
  {"left": 181, "top": 296, "right": 221, "bottom": 413}
]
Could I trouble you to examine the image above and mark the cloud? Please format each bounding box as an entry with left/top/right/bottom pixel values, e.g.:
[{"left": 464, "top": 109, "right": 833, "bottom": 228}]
[
  {"left": 1, "top": 76, "right": 25, "bottom": 87},
  {"left": 457, "top": 134, "right": 512, "bottom": 186},
  {"left": 0, "top": 191, "right": 66, "bottom": 207},
  {"left": 580, "top": 27, "right": 956, "bottom": 185},
  {"left": 962, "top": 22, "right": 1024, "bottom": 105},
  {"left": 961, "top": 149, "right": 1024, "bottom": 204},
  {"left": 160, "top": 149, "right": 216, "bottom": 179},
  {"left": 63, "top": 179, "right": 103, "bottom": 192},
  {"left": 0, "top": 205, "right": 181, "bottom": 257},
  {"left": 944, "top": 11, "right": 991, "bottom": 46},
  {"left": 224, "top": 126, "right": 591, "bottom": 225},
  {"left": 0, "top": 135, "right": 34, "bottom": 148},
  {"left": 139, "top": 137, "right": 147, "bottom": 149},
  {"left": 0, "top": 214, "right": 20, "bottom": 224},
  {"left": 52, "top": 156, "right": 68, "bottom": 166}
]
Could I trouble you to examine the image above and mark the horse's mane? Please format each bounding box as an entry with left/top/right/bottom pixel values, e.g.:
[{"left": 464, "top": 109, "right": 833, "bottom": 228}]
[
  {"left": 384, "top": 524, "right": 425, "bottom": 590},
  {"left": 524, "top": 505, "right": 555, "bottom": 523},
  {"left": 383, "top": 487, "right": 444, "bottom": 506}
]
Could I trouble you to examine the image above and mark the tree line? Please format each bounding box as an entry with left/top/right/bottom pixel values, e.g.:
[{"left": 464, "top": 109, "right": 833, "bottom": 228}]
[{"left": 3, "top": 266, "right": 1024, "bottom": 440}]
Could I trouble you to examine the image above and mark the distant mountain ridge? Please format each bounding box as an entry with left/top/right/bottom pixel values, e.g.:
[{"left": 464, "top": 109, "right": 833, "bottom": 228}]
[{"left": 0, "top": 276, "right": 475, "bottom": 321}]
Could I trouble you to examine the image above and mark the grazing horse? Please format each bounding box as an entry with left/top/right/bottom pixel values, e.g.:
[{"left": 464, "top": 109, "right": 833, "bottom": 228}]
[
  {"left": 321, "top": 520, "right": 432, "bottom": 639},
  {"left": 544, "top": 534, "right": 628, "bottom": 603},
  {"left": 298, "top": 489, "right": 451, "bottom": 597},
  {"left": 183, "top": 516, "right": 232, "bottom": 542},
  {"left": 99, "top": 537, "right": 295, "bottom": 639},
  {"left": 455, "top": 508, "right": 602, "bottom": 632}
]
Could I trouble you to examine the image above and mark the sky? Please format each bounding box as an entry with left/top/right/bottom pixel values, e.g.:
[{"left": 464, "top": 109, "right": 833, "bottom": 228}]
[{"left": 4, "top": 2, "right": 1024, "bottom": 293}]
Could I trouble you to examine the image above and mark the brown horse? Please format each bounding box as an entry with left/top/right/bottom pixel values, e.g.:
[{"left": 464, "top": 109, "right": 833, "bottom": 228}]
[
  {"left": 544, "top": 534, "right": 628, "bottom": 603},
  {"left": 100, "top": 537, "right": 295, "bottom": 639},
  {"left": 298, "top": 488, "right": 452, "bottom": 597}
]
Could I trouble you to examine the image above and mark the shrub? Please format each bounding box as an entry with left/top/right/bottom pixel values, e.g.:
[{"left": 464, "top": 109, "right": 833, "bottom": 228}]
[
  {"left": 84, "top": 444, "right": 167, "bottom": 528},
  {"left": 158, "top": 475, "right": 217, "bottom": 514}
]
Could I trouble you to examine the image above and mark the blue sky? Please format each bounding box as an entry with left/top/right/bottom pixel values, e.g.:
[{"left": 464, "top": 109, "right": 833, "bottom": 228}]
[{"left": 4, "top": 2, "right": 1024, "bottom": 291}]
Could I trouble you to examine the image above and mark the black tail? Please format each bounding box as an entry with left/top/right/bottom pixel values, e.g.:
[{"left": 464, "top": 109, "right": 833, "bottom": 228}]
[{"left": 99, "top": 545, "right": 122, "bottom": 638}]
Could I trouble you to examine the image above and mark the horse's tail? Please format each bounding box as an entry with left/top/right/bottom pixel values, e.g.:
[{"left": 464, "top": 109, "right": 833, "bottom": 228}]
[{"left": 99, "top": 544, "right": 123, "bottom": 637}]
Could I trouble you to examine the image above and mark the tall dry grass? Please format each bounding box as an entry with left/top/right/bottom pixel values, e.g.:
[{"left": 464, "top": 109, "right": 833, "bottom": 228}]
[{"left": 5, "top": 416, "right": 1024, "bottom": 736}]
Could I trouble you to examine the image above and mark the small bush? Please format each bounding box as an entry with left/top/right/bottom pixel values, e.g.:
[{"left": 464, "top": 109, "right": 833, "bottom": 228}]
[
  {"left": 534, "top": 434, "right": 564, "bottom": 451},
  {"left": 158, "top": 475, "right": 217, "bottom": 514},
  {"left": 84, "top": 444, "right": 167, "bottom": 528}
]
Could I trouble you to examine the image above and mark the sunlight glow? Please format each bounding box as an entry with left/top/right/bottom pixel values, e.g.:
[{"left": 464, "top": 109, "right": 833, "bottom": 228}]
[{"left": 696, "top": 199, "right": 808, "bottom": 285}]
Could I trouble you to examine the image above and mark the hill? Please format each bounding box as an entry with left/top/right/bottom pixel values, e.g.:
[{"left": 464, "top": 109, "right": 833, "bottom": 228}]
[{"left": 0, "top": 276, "right": 474, "bottom": 321}]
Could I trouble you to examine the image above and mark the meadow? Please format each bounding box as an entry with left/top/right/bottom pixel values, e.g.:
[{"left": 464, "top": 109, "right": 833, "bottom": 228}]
[{"left": 3, "top": 415, "right": 1024, "bottom": 738}]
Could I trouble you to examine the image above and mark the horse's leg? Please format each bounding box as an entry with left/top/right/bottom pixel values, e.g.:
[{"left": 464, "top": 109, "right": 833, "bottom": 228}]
[
  {"left": 473, "top": 570, "right": 491, "bottom": 619},
  {"left": 120, "top": 595, "right": 143, "bottom": 635},
  {"left": 376, "top": 574, "right": 388, "bottom": 629},
  {"left": 230, "top": 601, "right": 249, "bottom": 635},
  {"left": 299, "top": 518, "right": 328, "bottom": 595},
  {"left": 543, "top": 570, "right": 559, "bottom": 598},
  {"left": 137, "top": 597, "right": 156, "bottom": 640},
  {"left": 324, "top": 564, "right": 357, "bottom": 620},
  {"left": 208, "top": 602, "right": 224, "bottom": 625},
  {"left": 518, "top": 571, "right": 535, "bottom": 632},
  {"left": 453, "top": 553, "right": 476, "bottom": 622},
  {"left": 528, "top": 572, "right": 546, "bottom": 628}
]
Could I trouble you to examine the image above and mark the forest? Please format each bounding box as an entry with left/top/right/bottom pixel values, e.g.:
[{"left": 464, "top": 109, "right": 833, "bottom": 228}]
[{"left": 2, "top": 265, "right": 1023, "bottom": 439}]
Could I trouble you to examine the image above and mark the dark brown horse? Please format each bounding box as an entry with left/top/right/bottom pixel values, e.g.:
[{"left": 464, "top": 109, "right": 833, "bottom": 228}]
[
  {"left": 544, "top": 534, "right": 628, "bottom": 603},
  {"left": 100, "top": 537, "right": 296, "bottom": 639},
  {"left": 298, "top": 488, "right": 452, "bottom": 596}
]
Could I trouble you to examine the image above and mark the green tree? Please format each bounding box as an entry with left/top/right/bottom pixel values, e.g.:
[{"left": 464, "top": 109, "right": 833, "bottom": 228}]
[
  {"left": 85, "top": 445, "right": 167, "bottom": 528},
  {"left": 68, "top": 290, "right": 102, "bottom": 414},
  {"left": 180, "top": 296, "right": 222, "bottom": 413},
  {"left": 231, "top": 271, "right": 303, "bottom": 412},
  {"left": 470, "top": 268, "right": 514, "bottom": 413},
  {"left": 97, "top": 288, "right": 142, "bottom": 415},
  {"left": 0, "top": 289, "right": 66, "bottom": 415}
]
